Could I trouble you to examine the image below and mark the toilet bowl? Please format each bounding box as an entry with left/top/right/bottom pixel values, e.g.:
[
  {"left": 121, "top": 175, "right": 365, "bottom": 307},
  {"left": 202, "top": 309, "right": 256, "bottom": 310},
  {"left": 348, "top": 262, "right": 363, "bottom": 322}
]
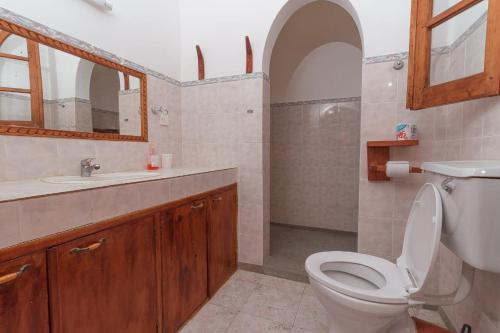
[{"left": 305, "top": 183, "right": 443, "bottom": 333}]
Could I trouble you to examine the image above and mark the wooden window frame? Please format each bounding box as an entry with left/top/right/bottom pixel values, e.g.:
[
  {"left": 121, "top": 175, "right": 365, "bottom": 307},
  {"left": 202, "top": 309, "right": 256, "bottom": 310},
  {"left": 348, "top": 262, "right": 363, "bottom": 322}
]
[
  {"left": 0, "top": 19, "right": 148, "bottom": 142},
  {"left": 0, "top": 34, "right": 44, "bottom": 128},
  {"left": 407, "top": 0, "right": 500, "bottom": 110}
]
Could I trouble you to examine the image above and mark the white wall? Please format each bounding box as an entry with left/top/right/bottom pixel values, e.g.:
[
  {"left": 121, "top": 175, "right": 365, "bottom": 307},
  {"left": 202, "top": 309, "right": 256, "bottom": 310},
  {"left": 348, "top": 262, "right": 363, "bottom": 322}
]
[
  {"left": 268, "top": 1, "right": 362, "bottom": 103},
  {"left": 179, "top": 0, "right": 412, "bottom": 81},
  {"left": 0, "top": 34, "right": 30, "bottom": 89},
  {"left": 39, "top": 45, "right": 81, "bottom": 100},
  {"left": 1, "top": 0, "right": 180, "bottom": 79},
  {"left": 3, "top": 0, "right": 412, "bottom": 82},
  {"left": 272, "top": 42, "right": 362, "bottom": 103}
]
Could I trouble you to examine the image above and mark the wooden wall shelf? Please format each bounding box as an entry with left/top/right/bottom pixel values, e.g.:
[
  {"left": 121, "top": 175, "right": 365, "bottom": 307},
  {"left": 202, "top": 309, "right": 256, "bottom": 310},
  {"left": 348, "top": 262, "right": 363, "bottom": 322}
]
[
  {"left": 367, "top": 140, "right": 419, "bottom": 148},
  {"left": 367, "top": 140, "right": 420, "bottom": 181}
]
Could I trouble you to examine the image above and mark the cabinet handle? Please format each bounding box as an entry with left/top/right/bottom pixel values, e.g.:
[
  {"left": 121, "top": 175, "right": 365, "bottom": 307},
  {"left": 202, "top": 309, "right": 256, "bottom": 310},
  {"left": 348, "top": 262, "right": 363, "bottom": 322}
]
[
  {"left": 0, "top": 264, "right": 31, "bottom": 285},
  {"left": 191, "top": 202, "right": 204, "bottom": 210},
  {"left": 212, "top": 196, "right": 223, "bottom": 202},
  {"left": 70, "top": 238, "right": 106, "bottom": 254}
]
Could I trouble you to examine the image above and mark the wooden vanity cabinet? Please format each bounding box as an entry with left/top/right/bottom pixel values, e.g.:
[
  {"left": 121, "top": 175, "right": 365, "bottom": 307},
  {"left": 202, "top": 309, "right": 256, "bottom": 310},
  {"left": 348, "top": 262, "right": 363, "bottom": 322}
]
[
  {"left": 47, "top": 216, "right": 158, "bottom": 333},
  {"left": 0, "top": 251, "right": 50, "bottom": 333},
  {"left": 161, "top": 199, "right": 209, "bottom": 333},
  {"left": 0, "top": 184, "right": 238, "bottom": 333},
  {"left": 207, "top": 188, "right": 238, "bottom": 296}
]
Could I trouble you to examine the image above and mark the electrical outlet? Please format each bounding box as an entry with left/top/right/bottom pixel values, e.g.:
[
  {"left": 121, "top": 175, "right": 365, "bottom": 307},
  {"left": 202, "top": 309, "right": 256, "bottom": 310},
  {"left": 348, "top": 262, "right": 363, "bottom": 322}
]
[{"left": 160, "top": 114, "right": 169, "bottom": 126}]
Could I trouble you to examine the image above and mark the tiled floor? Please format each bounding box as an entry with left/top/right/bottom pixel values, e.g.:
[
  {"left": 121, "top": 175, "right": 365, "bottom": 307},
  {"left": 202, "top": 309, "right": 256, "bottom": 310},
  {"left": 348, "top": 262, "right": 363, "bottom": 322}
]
[
  {"left": 180, "top": 270, "right": 449, "bottom": 333},
  {"left": 263, "top": 224, "right": 357, "bottom": 281}
]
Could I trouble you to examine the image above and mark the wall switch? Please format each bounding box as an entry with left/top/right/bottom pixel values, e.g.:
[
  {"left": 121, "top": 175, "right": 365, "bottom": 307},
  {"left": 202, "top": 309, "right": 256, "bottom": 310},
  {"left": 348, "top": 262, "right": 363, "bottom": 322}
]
[{"left": 160, "top": 114, "right": 169, "bottom": 126}]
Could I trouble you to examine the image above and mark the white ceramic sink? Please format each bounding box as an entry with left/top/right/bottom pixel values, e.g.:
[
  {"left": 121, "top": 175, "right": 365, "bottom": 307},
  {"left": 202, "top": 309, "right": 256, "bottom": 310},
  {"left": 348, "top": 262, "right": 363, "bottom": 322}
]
[{"left": 42, "top": 172, "right": 161, "bottom": 184}]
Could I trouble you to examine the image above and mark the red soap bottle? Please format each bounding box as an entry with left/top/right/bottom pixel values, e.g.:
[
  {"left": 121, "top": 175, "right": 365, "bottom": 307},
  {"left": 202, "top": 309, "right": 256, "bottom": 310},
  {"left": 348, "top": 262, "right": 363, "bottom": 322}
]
[{"left": 147, "top": 143, "right": 160, "bottom": 170}]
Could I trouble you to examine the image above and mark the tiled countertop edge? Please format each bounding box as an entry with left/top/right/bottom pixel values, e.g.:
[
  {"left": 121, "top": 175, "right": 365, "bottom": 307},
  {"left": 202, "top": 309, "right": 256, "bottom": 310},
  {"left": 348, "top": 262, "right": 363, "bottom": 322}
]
[{"left": 0, "top": 166, "right": 238, "bottom": 204}]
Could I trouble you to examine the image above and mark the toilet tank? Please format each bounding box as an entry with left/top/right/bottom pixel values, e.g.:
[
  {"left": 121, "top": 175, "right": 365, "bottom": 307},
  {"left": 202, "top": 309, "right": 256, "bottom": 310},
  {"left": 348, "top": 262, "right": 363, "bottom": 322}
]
[{"left": 421, "top": 161, "right": 500, "bottom": 274}]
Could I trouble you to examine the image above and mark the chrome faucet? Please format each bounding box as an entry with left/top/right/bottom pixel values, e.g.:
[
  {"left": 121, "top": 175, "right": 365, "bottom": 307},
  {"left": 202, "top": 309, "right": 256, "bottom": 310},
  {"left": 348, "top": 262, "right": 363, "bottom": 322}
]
[{"left": 80, "top": 158, "right": 101, "bottom": 177}]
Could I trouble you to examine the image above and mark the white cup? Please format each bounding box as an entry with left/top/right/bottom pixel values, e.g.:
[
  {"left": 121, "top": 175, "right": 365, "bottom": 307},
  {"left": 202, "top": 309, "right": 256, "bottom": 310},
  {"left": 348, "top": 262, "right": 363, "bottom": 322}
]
[{"left": 161, "top": 154, "right": 173, "bottom": 169}]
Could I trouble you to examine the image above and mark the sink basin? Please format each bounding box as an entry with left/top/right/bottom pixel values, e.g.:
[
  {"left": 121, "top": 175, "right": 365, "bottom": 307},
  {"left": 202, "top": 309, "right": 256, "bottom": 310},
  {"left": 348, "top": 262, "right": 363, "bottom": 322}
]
[{"left": 42, "top": 172, "right": 161, "bottom": 184}]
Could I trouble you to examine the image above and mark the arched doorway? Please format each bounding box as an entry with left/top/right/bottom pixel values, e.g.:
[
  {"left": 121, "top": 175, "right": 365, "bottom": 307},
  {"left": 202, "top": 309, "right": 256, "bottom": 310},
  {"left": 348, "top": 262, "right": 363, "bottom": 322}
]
[
  {"left": 89, "top": 64, "right": 120, "bottom": 133},
  {"left": 263, "top": 0, "right": 363, "bottom": 280}
]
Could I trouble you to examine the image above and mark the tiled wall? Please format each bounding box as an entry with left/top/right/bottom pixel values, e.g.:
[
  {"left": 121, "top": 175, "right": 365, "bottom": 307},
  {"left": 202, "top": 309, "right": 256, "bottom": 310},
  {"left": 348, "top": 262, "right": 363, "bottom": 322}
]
[
  {"left": 43, "top": 98, "right": 93, "bottom": 132},
  {"left": 119, "top": 90, "right": 141, "bottom": 136},
  {"left": 270, "top": 100, "right": 360, "bottom": 232},
  {"left": 181, "top": 75, "right": 268, "bottom": 265},
  {"left": 358, "top": 18, "right": 500, "bottom": 333},
  {"left": 0, "top": 93, "right": 31, "bottom": 121},
  {"left": 0, "top": 75, "right": 182, "bottom": 182}
]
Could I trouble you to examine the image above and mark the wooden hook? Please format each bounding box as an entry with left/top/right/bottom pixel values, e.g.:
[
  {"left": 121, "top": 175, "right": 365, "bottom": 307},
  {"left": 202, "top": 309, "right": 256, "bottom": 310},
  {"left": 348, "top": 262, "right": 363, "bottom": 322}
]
[
  {"left": 196, "top": 45, "right": 205, "bottom": 80},
  {"left": 245, "top": 36, "right": 253, "bottom": 74}
]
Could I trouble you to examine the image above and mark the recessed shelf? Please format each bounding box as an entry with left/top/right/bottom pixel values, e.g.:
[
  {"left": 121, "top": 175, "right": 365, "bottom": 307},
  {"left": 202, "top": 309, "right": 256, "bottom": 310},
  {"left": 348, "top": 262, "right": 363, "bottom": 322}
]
[{"left": 367, "top": 140, "right": 420, "bottom": 181}]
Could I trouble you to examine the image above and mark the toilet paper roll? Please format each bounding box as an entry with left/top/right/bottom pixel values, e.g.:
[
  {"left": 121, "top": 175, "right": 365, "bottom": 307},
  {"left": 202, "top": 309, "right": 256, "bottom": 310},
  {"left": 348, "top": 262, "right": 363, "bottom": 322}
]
[
  {"left": 386, "top": 161, "right": 410, "bottom": 178},
  {"left": 161, "top": 154, "right": 173, "bottom": 169}
]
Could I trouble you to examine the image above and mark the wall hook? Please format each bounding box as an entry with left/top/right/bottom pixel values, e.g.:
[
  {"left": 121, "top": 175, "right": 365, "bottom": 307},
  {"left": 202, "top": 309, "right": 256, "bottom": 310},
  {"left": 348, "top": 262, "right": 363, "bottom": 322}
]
[
  {"left": 151, "top": 105, "right": 168, "bottom": 116},
  {"left": 196, "top": 45, "right": 205, "bottom": 80},
  {"left": 245, "top": 36, "right": 253, "bottom": 74}
]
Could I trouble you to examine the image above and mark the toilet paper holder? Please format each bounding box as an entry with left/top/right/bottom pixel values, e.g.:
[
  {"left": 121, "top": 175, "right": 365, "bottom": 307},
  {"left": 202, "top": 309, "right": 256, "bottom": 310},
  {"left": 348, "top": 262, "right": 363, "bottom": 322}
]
[
  {"left": 367, "top": 140, "right": 421, "bottom": 181},
  {"left": 368, "top": 164, "right": 422, "bottom": 174}
]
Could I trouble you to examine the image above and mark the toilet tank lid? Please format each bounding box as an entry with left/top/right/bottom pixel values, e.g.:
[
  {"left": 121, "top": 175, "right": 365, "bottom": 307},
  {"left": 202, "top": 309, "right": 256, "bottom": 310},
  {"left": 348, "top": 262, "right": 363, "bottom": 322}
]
[{"left": 421, "top": 161, "right": 500, "bottom": 178}]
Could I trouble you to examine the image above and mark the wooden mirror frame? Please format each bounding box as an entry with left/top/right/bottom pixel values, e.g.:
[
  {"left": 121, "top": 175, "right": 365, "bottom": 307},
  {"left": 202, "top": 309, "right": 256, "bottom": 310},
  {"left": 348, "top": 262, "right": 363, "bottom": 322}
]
[
  {"left": 0, "top": 19, "right": 148, "bottom": 142},
  {"left": 407, "top": 0, "right": 500, "bottom": 110}
]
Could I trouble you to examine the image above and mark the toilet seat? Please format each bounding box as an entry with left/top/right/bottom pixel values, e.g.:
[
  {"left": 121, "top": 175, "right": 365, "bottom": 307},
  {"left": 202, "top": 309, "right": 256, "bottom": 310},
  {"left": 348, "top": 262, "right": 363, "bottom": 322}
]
[
  {"left": 306, "top": 183, "right": 443, "bottom": 305},
  {"left": 306, "top": 251, "right": 411, "bottom": 304}
]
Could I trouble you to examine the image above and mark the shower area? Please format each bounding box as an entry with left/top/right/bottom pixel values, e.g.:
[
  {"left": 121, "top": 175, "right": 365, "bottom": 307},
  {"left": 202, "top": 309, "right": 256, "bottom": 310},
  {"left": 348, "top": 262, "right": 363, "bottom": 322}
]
[{"left": 264, "top": 0, "right": 363, "bottom": 281}]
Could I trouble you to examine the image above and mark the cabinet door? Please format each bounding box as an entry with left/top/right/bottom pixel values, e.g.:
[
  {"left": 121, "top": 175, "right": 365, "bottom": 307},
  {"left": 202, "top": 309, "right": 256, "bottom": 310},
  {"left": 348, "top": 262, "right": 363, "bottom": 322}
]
[
  {"left": 48, "top": 217, "right": 157, "bottom": 333},
  {"left": 208, "top": 188, "right": 237, "bottom": 295},
  {"left": 0, "top": 251, "right": 49, "bottom": 333},
  {"left": 162, "top": 200, "right": 208, "bottom": 333}
]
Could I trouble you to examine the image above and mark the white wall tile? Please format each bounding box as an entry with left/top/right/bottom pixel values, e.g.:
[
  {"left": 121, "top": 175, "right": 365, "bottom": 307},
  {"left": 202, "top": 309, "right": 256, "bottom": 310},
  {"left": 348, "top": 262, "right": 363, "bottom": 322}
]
[
  {"left": 0, "top": 136, "right": 6, "bottom": 182},
  {"left": 0, "top": 201, "right": 21, "bottom": 248},
  {"left": 4, "top": 136, "right": 59, "bottom": 181},
  {"left": 362, "top": 62, "right": 398, "bottom": 103},
  {"left": 90, "top": 184, "right": 141, "bottom": 222},
  {"left": 271, "top": 100, "right": 360, "bottom": 232},
  {"left": 20, "top": 191, "right": 93, "bottom": 240}
]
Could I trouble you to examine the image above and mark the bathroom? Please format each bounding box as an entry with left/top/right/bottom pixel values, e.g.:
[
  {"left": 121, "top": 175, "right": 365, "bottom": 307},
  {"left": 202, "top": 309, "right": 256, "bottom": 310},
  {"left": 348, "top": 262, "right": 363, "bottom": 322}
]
[{"left": 0, "top": 0, "right": 499, "bottom": 333}]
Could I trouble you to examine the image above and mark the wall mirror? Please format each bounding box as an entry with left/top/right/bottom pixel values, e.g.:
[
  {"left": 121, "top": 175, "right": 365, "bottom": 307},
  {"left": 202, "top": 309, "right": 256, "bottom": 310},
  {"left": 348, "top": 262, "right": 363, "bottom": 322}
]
[
  {"left": 407, "top": 0, "right": 500, "bottom": 110},
  {"left": 0, "top": 19, "right": 147, "bottom": 141}
]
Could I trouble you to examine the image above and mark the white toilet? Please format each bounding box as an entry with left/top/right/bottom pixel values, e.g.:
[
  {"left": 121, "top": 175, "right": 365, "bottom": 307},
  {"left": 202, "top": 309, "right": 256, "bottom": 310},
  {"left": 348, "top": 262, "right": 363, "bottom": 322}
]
[{"left": 305, "top": 161, "right": 500, "bottom": 333}]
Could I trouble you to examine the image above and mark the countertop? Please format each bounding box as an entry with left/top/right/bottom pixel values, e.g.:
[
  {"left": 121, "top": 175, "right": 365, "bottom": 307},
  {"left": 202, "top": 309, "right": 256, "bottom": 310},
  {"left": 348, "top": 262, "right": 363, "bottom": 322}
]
[{"left": 0, "top": 166, "right": 237, "bottom": 203}]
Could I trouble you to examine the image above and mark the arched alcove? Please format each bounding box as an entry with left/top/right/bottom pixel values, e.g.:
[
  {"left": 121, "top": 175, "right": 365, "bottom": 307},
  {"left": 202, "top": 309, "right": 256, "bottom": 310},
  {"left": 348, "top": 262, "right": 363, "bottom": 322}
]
[
  {"left": 269, "top": 1, "right": 362, "bottom": 103},
  {"left": 89, "top": 64, "right": 120, "bottom": 133},
  {"left": 263, "top": 0, "right": 364, "bottom": 76},
  {"left": 75, "top": 59, "right": 95, "bottom": 101},
  {"left": 264, "top": 0, "right": 363, "bottom": 278}
]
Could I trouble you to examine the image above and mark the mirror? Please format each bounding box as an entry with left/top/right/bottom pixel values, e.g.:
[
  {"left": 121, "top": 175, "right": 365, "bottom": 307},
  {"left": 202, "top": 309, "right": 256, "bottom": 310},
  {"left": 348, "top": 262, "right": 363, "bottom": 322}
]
[
  {"left": 0, "top": 33, "right": 32, "bottom": 123},
  {"left": 0, "top": 21, "right": 147, "bottom": 141},
  {"left": 430, "top": 0, "right": 488, "bottom": 86}
]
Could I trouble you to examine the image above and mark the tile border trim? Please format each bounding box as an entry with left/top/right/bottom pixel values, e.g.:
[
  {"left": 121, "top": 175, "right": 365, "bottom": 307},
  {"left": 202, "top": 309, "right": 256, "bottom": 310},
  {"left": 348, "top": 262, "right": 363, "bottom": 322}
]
[
  {"left": 271, "top": 96, "right": 361, "bottom": 107},
  {"left": 181, "top": 72, "right": 269, "bottom": 87},
  {"left": 363, "top": 52, "right": 409, "bottom": 65},
  {"left": 364, "top": 13, "right": 487, "bottom": 64},
  {"left": 0, "top": 92, "right": 91, "bottom": 105}
]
